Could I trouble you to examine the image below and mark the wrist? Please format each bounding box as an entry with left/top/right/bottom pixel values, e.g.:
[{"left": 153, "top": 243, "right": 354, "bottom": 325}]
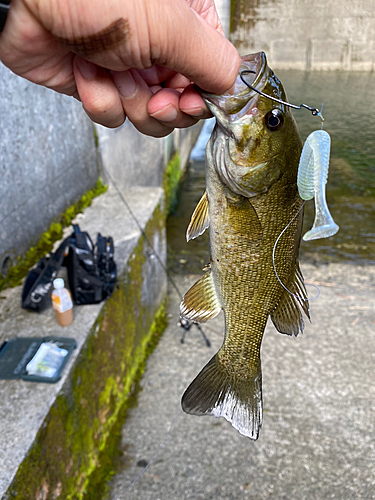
[{"left": 0, "top": 0, "right": 11, "bottom": 32}]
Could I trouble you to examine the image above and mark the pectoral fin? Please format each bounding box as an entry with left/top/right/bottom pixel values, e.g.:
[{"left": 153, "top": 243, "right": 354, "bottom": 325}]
[
  {"left": 186, "top": 191, "right": 209, "bottom": 242},
  {"left": 271, "top": 263, "right": 310, "bottom": 336},
  {"left": 179, "top": 269, "right": 221, "bottom": 323}
]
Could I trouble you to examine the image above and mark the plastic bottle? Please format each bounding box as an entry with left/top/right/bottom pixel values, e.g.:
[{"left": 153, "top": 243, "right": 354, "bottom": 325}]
[{"left": 51, "top": 278, "right": 73, "bottom": 327}]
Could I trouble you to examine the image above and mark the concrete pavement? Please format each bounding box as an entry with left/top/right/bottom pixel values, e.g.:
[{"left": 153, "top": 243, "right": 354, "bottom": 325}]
[{"left": 108, "top": 263, "right": 375, "bottom": 500}]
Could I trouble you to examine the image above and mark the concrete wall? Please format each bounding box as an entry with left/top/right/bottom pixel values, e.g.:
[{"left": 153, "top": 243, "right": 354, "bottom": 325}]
[
  {"left": 94, "top": 124, "right": 199, "bottom": 193},
  {"left": 0, "top": 64, "right": 99, "bottom": 274},
  {"left": 0, "top": 63, "right": 199, "bottom": 283},
  {"left": 230, "top": 0, "right": 375, "bottom": 71},
  {"left": 95, "top": 123, "right": 165, "bottom": 191}
]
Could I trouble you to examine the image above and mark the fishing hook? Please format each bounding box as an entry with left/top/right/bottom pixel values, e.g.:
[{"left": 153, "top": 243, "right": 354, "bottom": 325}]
[{"left": 240, "top": 70, "right": 324, "bottom": 122}]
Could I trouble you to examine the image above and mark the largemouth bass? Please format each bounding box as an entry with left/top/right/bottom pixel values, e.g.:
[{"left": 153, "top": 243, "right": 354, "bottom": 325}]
[{"left": 180, "top": 52, "right": 310, "bottom": 440}]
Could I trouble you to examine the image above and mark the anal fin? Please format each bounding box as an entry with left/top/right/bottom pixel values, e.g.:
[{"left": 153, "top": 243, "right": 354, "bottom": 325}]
[
  {"left": 186, "top": 191, "right": 209, "bottom": 242},
  {"left": 182, "top": 354, "right": 262, "bottom": 440},
  {"left": 179, "top": 269, "right": 221, "bottom": 323},
  {"left": 271, "top": 262, "right": 310, "bottom": 336}
]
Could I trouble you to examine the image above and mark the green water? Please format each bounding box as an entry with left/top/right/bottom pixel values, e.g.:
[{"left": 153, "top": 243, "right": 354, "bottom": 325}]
[{"left": 167, "top": 71, "right": 375, "bottom": 273}]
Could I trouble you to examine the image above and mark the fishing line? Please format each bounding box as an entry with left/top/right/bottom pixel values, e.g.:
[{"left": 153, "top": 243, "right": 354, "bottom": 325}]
[
  {"left": 122, "top": 410, "right": 183, "bottom": 491},
  {"left": 240, "top": 68, "right": 324, "bottom": 301},
  {"left": 240, "top": 70, "right": 325, "bottom": 121},
  {"left": 272, "top": 202, "right": 320, "bottom": 301},
  {"left": 101, "top": 165, "right": 211, "bottom": 346},
  {"left": 102, "top": 166, "right": 182, "bottom": 298}
]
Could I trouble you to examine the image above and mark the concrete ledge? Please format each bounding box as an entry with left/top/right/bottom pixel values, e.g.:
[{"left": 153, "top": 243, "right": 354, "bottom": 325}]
[{"left": 0, "top": 184, "right": 168, "bottom": 499}]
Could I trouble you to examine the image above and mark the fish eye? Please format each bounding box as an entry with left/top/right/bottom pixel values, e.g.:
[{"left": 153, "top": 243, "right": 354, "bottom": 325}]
[{"left": 265, "top": 109, "right": 284, "bottom": 131}]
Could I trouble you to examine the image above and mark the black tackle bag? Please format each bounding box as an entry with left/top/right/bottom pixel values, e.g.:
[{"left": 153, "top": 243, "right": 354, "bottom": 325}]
[
  {"left": 65, "top": 225, "right": 117, "bottom": 305},
  {"left": 21, "top": 236, "right": 71, "bottom": 312},
  {"left": 21, "top": 224, "right": 116, "bottom": 311}
]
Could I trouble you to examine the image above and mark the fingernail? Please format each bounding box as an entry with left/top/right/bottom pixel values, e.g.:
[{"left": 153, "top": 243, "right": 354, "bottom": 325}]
[
  {"left": 111, "top": 70, "right": 136, "bottom": 98},
  {"left": 183, "top": 107, "right": 205, "bottom": 117},
  {"left": 76, "top": 58, "right": 97, "bottom": 80},
  {"left": 150, "top": 104, "right": 178, "bottom": 122}
]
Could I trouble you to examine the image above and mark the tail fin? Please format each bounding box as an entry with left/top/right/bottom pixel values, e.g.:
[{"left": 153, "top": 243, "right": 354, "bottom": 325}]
[{"left": 181, "top": 354, "right": 262, "bottom": 440}]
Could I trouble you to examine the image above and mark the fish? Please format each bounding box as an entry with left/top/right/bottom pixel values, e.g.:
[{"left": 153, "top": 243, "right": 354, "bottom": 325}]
[{"left": 179, "top": 52, "right": 310, "bottom": 440}]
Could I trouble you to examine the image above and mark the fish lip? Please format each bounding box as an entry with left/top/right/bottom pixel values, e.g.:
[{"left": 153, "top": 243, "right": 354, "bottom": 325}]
[{"left": 199, "top": 52, "right": 268, "bottom": 116}]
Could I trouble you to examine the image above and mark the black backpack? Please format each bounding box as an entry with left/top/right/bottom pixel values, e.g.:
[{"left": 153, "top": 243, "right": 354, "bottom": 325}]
[
  {"left": 21, "top": 236, "right": 71, "bottom": 312},
  {"left": 21, "top": 224, "right": 117, "bottom": 312},
  {"left": 65, "top": 225, "right": 117, "bottom": 305}
]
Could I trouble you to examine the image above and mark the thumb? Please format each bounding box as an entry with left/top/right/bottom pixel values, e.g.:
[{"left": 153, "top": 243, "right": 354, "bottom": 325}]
[{"left": 148, "top": 1, "right": 241, "bottom": 94}]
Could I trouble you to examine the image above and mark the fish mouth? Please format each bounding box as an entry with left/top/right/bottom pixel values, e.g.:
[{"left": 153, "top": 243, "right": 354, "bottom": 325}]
[{"left": 200, "top": 52, "right": 269, "bottom": 119}]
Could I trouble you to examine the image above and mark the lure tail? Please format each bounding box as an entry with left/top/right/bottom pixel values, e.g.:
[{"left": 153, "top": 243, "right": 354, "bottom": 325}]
[
  {"left": 297, "top": 129, "right": 339, "bottom": 241},
  {"left": 181, "top": 353, "right": 262, "bottom": 440}
]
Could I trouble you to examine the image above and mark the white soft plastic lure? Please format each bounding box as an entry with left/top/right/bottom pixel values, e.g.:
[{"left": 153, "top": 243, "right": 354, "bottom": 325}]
[{"left": 297, "top": 130, "right": 339, "bottom": 241}]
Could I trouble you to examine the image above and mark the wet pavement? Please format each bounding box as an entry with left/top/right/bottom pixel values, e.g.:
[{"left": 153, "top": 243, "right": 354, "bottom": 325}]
[{"left": 109, "top": 263, "right": 375, "bottom": 500}]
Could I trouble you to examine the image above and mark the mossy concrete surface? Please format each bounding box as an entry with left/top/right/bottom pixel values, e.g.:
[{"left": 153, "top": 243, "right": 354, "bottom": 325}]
[
  {"left": 0, "top": 184, "right": 169, "bottom": 499},
  {"left": 0, "top": 178, "right": 107, "bottom": 293},
  {"left": 163, "top": 152, "right": 182, "bottom": 215}
]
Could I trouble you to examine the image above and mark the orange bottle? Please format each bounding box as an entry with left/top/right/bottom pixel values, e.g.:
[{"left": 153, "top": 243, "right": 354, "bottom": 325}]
[{"left": 51, "top": 278, "right": 73, "bottom": 326}]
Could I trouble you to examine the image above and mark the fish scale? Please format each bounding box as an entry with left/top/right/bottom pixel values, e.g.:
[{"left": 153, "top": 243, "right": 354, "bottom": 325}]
[
  {"left": 212, "top": 179, "right": 303, "bottom": 369},
  {"left": 180, "top": 52, "right": 310, "bottom": 439}
]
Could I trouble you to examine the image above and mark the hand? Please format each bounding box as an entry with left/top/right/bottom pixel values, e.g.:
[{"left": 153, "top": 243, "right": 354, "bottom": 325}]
[{"left": 0, "top": 0, "right": 241, "bottom": 136}]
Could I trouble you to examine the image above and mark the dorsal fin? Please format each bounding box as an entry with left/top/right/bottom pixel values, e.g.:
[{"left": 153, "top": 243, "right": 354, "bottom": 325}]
[
  {"left": 271, "top": 263, "right": 310, "bottom": 336},
  {"left": 179, "top": 269, "right": 221, "bottom": 323},
  {"left": 186, "top": 191, "right": 209, "bottom": 242}
]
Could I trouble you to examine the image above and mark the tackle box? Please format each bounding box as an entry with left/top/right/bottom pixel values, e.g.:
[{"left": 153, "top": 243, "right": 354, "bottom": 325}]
[{"left": 0, "top": 336, "right": 76, "bottom": 383}]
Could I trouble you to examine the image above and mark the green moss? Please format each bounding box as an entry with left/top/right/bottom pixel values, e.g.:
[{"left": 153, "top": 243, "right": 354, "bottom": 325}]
[
  {"left": 6, "top": 202, "right": 168, "bottom": 500},
  {"left": 82, "top": 304, "right": 167, "bottom": 500},
  {"left": 163, "top": 151, "right": 182, "bottom": 214},
  {"left": 0, "top": 178, "right": 107, "bottom": 292},
  {"left": 230, "top": 0, "right": 262, "bottom": 37},
  {"left": 93, "top": 127, "right": 99, "bottom": 149},
  {"left": 230, "top": 0, "right": 238, "bottom": 33}
]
